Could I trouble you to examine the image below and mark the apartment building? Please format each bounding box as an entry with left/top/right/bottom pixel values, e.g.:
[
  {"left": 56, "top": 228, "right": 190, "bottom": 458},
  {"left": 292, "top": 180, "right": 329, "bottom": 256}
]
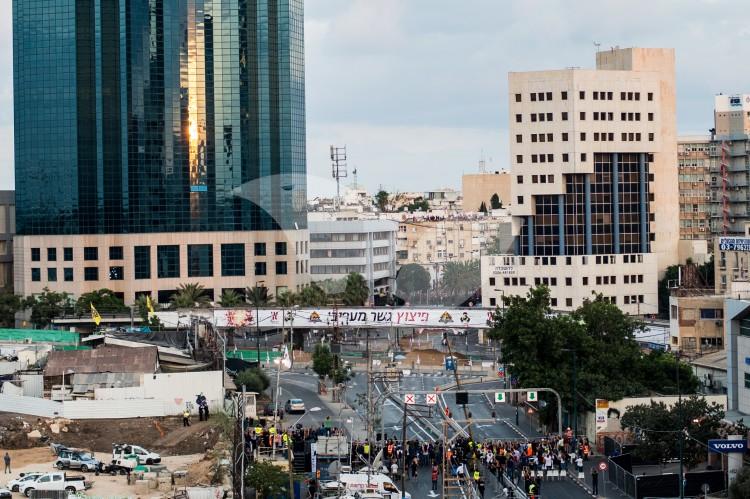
[
  {"left": 482, "top": 47, "right": 679, "bottom": 314},
  {"left": 678, "top": 136, "right": 712, "bottom": 240},
  {"left": 668, "top": 294, "right": 725, "bottom": 354}
]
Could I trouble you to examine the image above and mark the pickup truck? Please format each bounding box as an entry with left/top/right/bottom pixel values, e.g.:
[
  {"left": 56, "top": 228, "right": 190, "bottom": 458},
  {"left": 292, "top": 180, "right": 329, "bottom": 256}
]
[
  {"left": 19, "top": 472, "right": 91, "bottom": 497},
  {"left": 113, "top": 443, "right": 161, "bottom": 465},
  {"left": 6, "top": 472, "right": 44, "bottom": 492},
  {"left": 54, "top": 449, "right": 102, "bottom": 472}
]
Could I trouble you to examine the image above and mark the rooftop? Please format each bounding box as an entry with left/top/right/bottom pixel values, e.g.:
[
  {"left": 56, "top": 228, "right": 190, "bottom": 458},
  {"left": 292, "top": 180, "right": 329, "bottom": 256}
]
[{"left": 44, "top": 346, "right": 158, "bottom": 376}]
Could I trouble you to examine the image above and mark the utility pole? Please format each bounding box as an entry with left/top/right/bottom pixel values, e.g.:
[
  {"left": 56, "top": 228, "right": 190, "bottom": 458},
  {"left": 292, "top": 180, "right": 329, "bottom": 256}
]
[{"left": 677, "top": 353, "right": 684, "bottom": 499}]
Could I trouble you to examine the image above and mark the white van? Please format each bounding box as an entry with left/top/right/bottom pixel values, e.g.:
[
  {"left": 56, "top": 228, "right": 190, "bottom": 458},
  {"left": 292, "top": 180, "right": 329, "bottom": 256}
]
[{"left": 320, "top": 473, "right": 411, "bottom": 499}]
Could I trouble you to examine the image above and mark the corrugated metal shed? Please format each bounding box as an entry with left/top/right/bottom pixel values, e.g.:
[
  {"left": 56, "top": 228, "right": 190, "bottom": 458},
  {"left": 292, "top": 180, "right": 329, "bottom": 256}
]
[
  {"left": 44, "top": 346, "right": 158, "bottom": 376},
  {"left": 19, "top": 374, "right": 44, "bottom": 397}
]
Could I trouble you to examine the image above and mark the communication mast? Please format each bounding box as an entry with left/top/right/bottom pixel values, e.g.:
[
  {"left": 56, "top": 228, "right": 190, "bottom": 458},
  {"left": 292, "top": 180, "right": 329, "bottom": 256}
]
[{"left": 330, "top": 145, "right": 348, "bottom": 209}]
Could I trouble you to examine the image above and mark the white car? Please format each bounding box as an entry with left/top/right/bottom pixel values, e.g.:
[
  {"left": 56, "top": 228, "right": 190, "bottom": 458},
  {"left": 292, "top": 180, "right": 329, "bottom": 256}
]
[
  {"left": 7, "top": 473, "right": 44, "bottom": 493},
  {"left": 0, "top": 487, "right": 10, "bottom": 499},
  {"left": 284, "top": 398, "right": 306, "bottom": 413}
]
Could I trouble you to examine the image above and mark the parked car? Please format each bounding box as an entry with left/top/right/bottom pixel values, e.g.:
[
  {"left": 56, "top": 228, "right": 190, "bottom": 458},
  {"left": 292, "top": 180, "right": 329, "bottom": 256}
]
[
  {"left": 19, "top": 472, "right": 91, "bottom": 497},
  {"left": 7, "top": 473, "right": 44, "bottom": 492},
  {"left": 284, "top": 398, "right": 305, "bottom": 413},
  {"left": 262, "top": 404, "right": 284, "bottom": 419},
  {"left": 54, "top": 450, "right": 102, "bottom": 472},
  {"left": 0, "top": 488, "right": 10, "bottom": 499}
]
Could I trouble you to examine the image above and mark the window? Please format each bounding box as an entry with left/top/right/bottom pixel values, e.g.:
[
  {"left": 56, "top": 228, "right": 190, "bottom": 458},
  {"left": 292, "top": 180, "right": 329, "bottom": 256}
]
[
  {"left": 562, "top": 153, "right": 569, "bottom": 162},
  {"left": 531, "top": 113, "right": 537, "bottom": 122},
  {"left": 515, "top": 114, "right": 522, "bottom": 123},
  {"left": 699, "top": 309, "right": 723, "bottom": 319},
  {"left": 546, "top": 91, "right": 552, "bottom": 100},
  {"left": 648, "top": 133, "right": 654, "bottom": 142},
  {"left": 532, "top": 175, "right": 538, "bottom": 184},
  {"left": 31, "top": 268, "right": 40, "bottom": 281},
  {"left": 221, "top": 244, "right": 245, "bottom": 277},
  {"left": 157, "top": 245, "right": 180, "bottom": 278},
  {"left": 579, "top": 90, "right": 585, "bottom": 99},
  {"left": 546, "top": 112, "right": 553, "bottom": 121},
  {"left": 84, "top": 247, "right": 98, "bottom": 261},
  {"left": 516, "top": 175, "right": 523, "bottom": 184},
  {"left": 516, "top": 155, "right": 523, "bottom": 164},
  {"left": 561, "top": 133, "right": 568, "bottom": 142},
  {"left": 276, "top": 261, "right": 288, "bottom": 275},
  {"left": 64, "top": 247, "right": 73, "bottom": 261},
  {"left": 517, "top": 196, "right": 524, "bottom": 205},
  {"left": 254, "top": 242, "right": 267, "bottom": 256},
  {"left": 566, "top": 298, "right": 573, "bottom": 307},
  {"left": 648, "top": 112, "right": 654, "bottom": 121},
  {"left": 581, "top": 153, "right": 587, "bottom": 162},
  {"left": 47, "top": 268, "right": 57, "bottom": 282},
  {"left": 532, "top": 154, "right": 538, "bottom": 163},
  {"left": 531, "top": 93, "right": 537, "bottom": 101},
  {"left": 565, "top": 277, "right": 572, "bottom": 286},
  {"left": 561, "top": 91, "right": 568, "bottom": 100},
  {"left": 255, "top": 262, "right": 267, "bottom": 276},
  {"left": 109, "top": 266, "right": 124, "bottom": 280},
  {"left": 64, "top": 268, "right": 73, "bottom": 282},
  {"left": 275, "top": 242, "right": 287, "bottom": 255},
  {"left": 551, "top": 298, "right": 558, "bottom": 307},
  {"left": 532, "top": 134, "right": 538, "bottom": 143},
  {"left": 516, "top": 134, "right": 523, "bottom": 143},
  {"left": 84, "top": 267, "right": 99, "bottom": 281},
  {"left": 188, "top": 244, "right": 214, "bottom": 277},
  {"left": 109, "top": 246, "right": 124, "bottom": 260},
  {"left": 582, "top": 277, "right": 588, "bottom": 285},
  {"left": 579, "top": 111, "right": 586, "bottom": 120},
  {"left": 648, "top": 92, "right": 653, "bottom": 101},
  {"left": 490, "top": 298, "right": 496, "bottom": 306},
  {"left": 515, "top": 93, "right": 522, "bottom": 102},
  {"left": 47, "top": 248, "right": 57, "bottom": 261},
  {"left": 562, "top": 111, "right": 568, "bottom": 121},
  {"left": 31, "top": 248, "right": 40, "bottom": 262},
  {"left": 134, "top": 246, "right": 151, "bottom": 279},
  {"left": 745, "top": 372, "right": 750, "bottom": 389}
]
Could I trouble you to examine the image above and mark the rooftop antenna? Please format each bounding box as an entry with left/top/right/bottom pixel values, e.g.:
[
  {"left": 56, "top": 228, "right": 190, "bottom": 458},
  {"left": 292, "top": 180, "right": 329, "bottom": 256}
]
[
  {"left": 330, "top": 145, "right": 348, "bottom": 210},
  {"left": 478, "top": 148, "right": 486, "bottom": 173},
  {"left": 352, "top": 167, "right": 358, "bottom": 189},
  {"left": 593, "top": 41, "right": 601, "bottom": 53}
]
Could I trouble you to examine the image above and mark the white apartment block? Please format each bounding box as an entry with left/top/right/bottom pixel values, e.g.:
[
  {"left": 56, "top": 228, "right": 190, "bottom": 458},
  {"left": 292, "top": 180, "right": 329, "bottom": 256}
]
[
  {"left": 308, "top": 214, "right": 398, "bottom": 295},
  {"left": 482, "top": 47, "right": 679, "bottom": 314}
]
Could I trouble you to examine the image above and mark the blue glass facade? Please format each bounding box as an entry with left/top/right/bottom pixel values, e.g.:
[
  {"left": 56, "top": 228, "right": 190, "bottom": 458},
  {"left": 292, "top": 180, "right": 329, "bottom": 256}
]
[{"left": 13, "top": 0, "right": 306, "bottom": 236}]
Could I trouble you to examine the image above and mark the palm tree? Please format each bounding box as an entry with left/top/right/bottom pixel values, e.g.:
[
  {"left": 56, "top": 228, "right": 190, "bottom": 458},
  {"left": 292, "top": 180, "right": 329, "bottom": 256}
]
[
  {"left": 219, "top": 289, "right": 244, "bottom": 307},
  {"left": 342, "top": 272, "right": 369, "bottom": 306},
  {"left": 440, "top": 260, "right": 481, "bottom": 295},
  {"left": 298, "top": 282, "right": 328, "bottom": 306},
  {"left": 170, "top": 283, "right": 210, "bottom": 308},
  {"left": 246, "top": 286, "right": 273, "bottom": 307},
  {"left": 275, "top": 290, "right": 297, "bottom": 307}
]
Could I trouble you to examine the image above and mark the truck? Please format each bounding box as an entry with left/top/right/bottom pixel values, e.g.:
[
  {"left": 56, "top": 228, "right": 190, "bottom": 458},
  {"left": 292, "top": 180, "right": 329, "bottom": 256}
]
[
  {"left": 113, "top": 443, "right": 161, "bottom": 465},
  {"left": 54, "top": 449, "right": 102, "bottom": 472},
  {"left": 19, "top": 472, "right": 91, "bottom": 497},
  {"left": 319, "top": 473, "right": 410, "bottom": 499},
  {"left": 6, "top": 472, "right": 44, "bottom": 492}
]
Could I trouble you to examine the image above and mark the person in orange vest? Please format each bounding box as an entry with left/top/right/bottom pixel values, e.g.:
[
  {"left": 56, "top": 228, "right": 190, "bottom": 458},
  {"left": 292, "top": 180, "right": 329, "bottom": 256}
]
[{"left": 583, "top": 442, "right": 590, "bottom": 461}]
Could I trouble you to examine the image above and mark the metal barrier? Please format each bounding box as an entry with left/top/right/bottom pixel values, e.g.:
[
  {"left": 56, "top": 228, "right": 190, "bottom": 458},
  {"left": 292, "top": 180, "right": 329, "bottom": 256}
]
[{"left": 607, "top": 456, "right": 637, "bottom": 498}]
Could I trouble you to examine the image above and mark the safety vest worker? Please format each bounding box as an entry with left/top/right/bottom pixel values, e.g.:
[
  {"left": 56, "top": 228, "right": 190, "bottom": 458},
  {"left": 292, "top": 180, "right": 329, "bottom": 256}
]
[
  {"left": 364, "top": 443, "right": 370, "bottom": 455},
  {"left": 282, "top": 433, "right": 289, "bottom": 445},
  {"left": 254, "top": 426, "right": 262, "bottom": 435},
  {"left": 473, "top": 470, "right": 480, "bottom": 481},
  {"left": 529, "top": 483, "right": 537, "bottom": 498}
]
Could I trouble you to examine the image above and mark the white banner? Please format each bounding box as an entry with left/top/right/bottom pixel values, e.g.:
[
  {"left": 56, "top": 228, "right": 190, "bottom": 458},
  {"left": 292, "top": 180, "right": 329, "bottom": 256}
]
[{"left": 211, "top": 307, "right": 494, "bottom": 329}]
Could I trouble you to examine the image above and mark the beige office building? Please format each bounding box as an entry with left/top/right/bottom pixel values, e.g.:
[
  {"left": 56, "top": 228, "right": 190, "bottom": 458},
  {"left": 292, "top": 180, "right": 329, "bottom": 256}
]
[
  {"left": 482, "top": 47, "right": 679, "bottom": 314},
  {"left": 462, "top": 172, "right": 512, "bottom": 213}
]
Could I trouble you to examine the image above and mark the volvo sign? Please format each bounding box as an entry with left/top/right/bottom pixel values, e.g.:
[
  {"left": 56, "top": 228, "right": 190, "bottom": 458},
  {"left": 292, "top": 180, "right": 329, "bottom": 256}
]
[{"left": 708, "top": 439, "right": 748, "bottom": 453}]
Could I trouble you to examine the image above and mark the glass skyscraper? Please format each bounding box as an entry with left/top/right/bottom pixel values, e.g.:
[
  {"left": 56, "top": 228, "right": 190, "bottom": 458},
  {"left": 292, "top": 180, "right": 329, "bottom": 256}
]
[{"left": 13, "top": 0, "right": 306, "bottom": 236}]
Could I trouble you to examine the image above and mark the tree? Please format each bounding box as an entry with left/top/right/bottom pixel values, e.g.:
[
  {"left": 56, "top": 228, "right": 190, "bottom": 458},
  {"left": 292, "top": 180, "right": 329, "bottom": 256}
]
[
  {"left": 312, "top": 344, "right": 334, "bottom": 379},
  {"left": 297, "top": 283, "right": 328, "bottom": 306},
  {"left": 246, "top": 286, "right": 273, "bottom": 307},
  {"left": 621, "top": 395, "right": 725, "bottom": 469},
  {"left": 74, "top": 288, "right": 128, "bottom": 316},
  {"left": 697, "top": 255, "right": 715, "bottom": 288},
  {"left": 170, "top": 283, "right": 210, "bottom": 308},
  {"left": 478, "top": 201, "right": 488, "bottom": 214},
  {"left": 730, "top": 466, "right": 750, "bottom": 498},
  {"left": 401, "top": 198, "right": 430, "bottom": 212},
  {"left": 490, "top": 193, "right": 502, "bottom": 209},
  {"left": 245, "top": 460, "right": 288, "bottom": 498},
  {"left": 396, "top": 264, "right": 431, "bottom": 294},
  {"left": 234, "top": 368, "right": 270, "bottom": 393},
  {"left": 275, "top": 290, "right": 297, "bottom": 307},
  {"left": 218, "top": 289, "right": 244, "bottom": 307},
  {"left": 0, "top": 292, "right": 22, "bottom": 328},
  {"left": 134, "top": 294, "right": 163, "bottom": 329},
  {"left": 440, "top": 260, "right": 480, "bottom": 295},
  {"left": 24, "top": 288, "right": 73, "bottom": 329},
  {"left": 375, "top": 190, "right": 389, "bottom": 212},
  {"left": 342, "top": 272, "right": 369, "bottom": 306}
]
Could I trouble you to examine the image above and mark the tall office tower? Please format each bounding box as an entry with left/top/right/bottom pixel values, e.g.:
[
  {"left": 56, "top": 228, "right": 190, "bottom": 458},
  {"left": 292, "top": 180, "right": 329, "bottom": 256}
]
[
  {"left": 711, "top": 94, "right": 750, "bottom": 236},
  {"left": 482, "top": 48, "right": 678, "bottom": 314},
  {"left": 678, "top": 136, "right": 712, "bottom": 240},
  {"left": 13, "top": 0, "right": 308, "bottom": 304}
]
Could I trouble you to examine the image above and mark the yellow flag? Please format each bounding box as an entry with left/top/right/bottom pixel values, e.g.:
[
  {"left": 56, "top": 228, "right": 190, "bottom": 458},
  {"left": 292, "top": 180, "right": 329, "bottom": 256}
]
[
  {"left": 90, "top": 303, "right": 101, "bottom": 326},
  {"left": 146, "top": 295, "right": 155, "bottom": 316}
]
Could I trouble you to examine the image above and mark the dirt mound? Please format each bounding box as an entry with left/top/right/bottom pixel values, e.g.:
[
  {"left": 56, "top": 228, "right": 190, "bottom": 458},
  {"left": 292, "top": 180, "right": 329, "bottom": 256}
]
[{"left": 0, "top": 413, "right": 221, "bottom": 455}]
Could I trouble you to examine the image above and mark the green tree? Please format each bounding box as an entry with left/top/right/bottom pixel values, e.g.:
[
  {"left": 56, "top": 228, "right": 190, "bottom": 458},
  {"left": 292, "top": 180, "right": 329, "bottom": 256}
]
[
  {"left": 234, "top": 368, "right": 270, "bottom": 393},
  {"left": 730, "top": 466, "right": 750, "bottom": 498},
  {"left": 401, "top": 198, "right": 430, "bottom": 212},
  {"left": 375, "top": 190, "right": 389, "bottom": 212},
  {"left": 24, "top": 288, "right": 73, "bottom": 329},
  {"left": 396, "top": 263, "right": 431, "bottom": 294},
  {"left": 275, "top": 290, "right": 297, "bottom": 307},
  {"left": 0, "top": 292, "right": 22, "bottom": 328},
  {"left": 170, "top": 283, "right": 210, "bottom": 308},
  {"left": 218, "top": 289, "right": 244, "bottom": 307},
  {"left": 74, "top": 288, "right": 128, "bottom": 315},
  {"left": 621, "top": 395, "right": 725, "bottom": 469},
  {"left": 133, "top": 294, "right": 163, "bottom": 329},
  {"left": 636, "top": 350, "right": 700, "bottom": 394},
  {"left": 490, "top": 193, "right": 502, "bottom": 209},
  {"left": 312, "top": 344, "right": 334, "bottom": 379},
  {"left": 297, "top": 282, "right": 328, "bottom": 306},
  {"left": 246, "top": 286, "right": 273, "bottom": 307},
  {"left": 245, "top": 460, "right": 288, "bottom": 497},
  {"left": 478, "top": 201, "right": 488, "bottom": 213},
  {"left": 698, "top": 255, "right": 715, "bottom": 288},
  {"left": 441, "top": 260, "right": 480, "bottom": 295},
  {"left": 342, "top": 272, "right": 369, "bottom": 306}
]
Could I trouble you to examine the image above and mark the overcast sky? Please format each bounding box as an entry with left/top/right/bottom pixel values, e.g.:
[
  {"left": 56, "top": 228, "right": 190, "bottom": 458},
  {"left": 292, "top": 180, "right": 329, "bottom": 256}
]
[{"left": 1, "top": 1, "right": 748, "bottom": 196}]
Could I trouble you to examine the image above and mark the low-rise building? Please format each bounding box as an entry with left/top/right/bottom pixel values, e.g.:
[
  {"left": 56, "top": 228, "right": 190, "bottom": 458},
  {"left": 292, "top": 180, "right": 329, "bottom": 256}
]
[
  {"left": 308, "top": 214, "right": 398, "bottom": 296},
  {"left": 668, "top": 294, "right": 725, "bottom": 354}
]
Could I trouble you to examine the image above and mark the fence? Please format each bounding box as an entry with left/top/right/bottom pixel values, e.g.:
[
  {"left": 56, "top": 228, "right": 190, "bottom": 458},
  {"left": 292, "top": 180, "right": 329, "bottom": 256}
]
[{"left": 608, "top": 454, "right": 638, "bottom": 497}]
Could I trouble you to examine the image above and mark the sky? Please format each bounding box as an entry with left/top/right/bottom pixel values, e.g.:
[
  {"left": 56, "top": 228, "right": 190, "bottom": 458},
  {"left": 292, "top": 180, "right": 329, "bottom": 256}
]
[{"left": 1, "top": 1, "right": 749, "bottom": 197}]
